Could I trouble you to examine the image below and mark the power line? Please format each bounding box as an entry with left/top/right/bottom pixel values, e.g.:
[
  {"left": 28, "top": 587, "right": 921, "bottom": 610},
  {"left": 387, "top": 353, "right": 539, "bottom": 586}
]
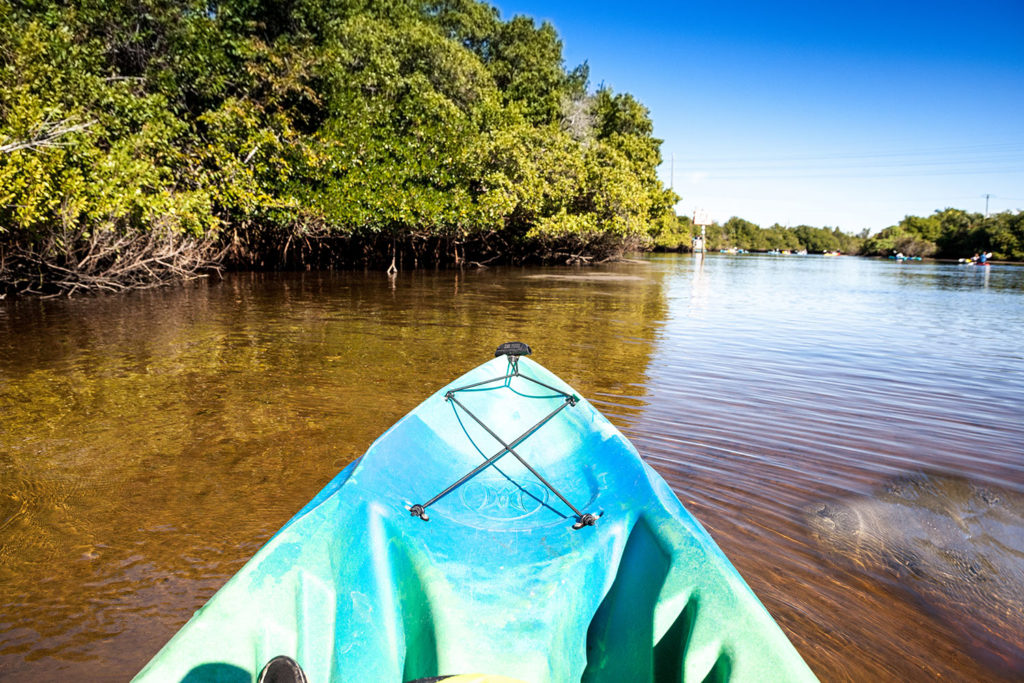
[
  {"left": 695, "top": 166, "right": 1024, "bottom": 181},
  {"left": 668, "top": 141, "right": 1024, "bottom": 180},
  {"left": 687, "top": 154, "right": 1024, "bottom": 172},
  {"left": 673, "top": 141, "right": 1024, "bottom": 166}
]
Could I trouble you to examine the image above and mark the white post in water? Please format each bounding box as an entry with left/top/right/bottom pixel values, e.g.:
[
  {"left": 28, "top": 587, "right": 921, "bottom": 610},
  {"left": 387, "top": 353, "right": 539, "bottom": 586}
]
[{"left": 693, "top": 209, "right": 710, "bottom": 253}]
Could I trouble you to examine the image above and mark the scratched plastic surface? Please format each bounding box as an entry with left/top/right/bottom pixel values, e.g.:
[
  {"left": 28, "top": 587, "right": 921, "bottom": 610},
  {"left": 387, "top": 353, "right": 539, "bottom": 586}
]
[{"left": 134, "top": 356, "right": 816, "bottom": 682}]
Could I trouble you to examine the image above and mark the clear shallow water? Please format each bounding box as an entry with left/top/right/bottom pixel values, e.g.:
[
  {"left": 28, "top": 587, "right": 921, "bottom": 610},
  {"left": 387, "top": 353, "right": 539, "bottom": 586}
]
[{"left": 0, "top": 255, "right": 1022, "bottom": 680}]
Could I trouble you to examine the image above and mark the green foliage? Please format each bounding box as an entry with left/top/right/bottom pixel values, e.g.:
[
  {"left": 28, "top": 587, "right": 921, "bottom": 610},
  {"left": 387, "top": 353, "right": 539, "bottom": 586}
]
[
  {"left": 987, "top": 212, "right": 1024, "bottom": 260},
  {"left": 861, "top": 209, "right": 1024, "bottom": 260},
  {"left": 760, "top": 224, "right": 802, "bottom": 251},
  {"left": 487, "top": 16, "right": 569, "bottom": 125},
  {"left": 724, "top": 217, "right": 762, "bottom": 249},
  {"left": 649, "top": 215, "right": 862, "bottom": 254},
  {"left": 0, "top": 9, "right": 219, "bottom": 241},
  {"left": 1, "top": 0, "right": 675, "bottom": 292},
  {"left": 672, "top": 208, "right": 1024, "bottom": 260},
  {"left": 648, "top": 212, "right": 691, "bottom": 250}
]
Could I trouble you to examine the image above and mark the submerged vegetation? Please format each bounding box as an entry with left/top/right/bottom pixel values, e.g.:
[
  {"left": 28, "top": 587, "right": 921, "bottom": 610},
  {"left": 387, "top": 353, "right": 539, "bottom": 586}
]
[{"left": 0, "top": 0, "right": 675, "bottom": 295}]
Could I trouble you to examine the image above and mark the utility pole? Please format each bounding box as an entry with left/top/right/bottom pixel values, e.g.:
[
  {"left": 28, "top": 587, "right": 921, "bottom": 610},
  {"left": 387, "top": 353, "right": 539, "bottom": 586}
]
[{"left": 984, "top": 193, "right": 991, "bottom": 217}]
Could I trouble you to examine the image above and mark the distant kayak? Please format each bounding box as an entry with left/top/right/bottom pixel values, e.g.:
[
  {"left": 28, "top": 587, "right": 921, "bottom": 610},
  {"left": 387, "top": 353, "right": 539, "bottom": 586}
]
[
  {"left": 959, "top": 254, "right": 993, "bottom": 265},
  {"left": 134, "top": 345, "right": 816, "bottom": 682}
]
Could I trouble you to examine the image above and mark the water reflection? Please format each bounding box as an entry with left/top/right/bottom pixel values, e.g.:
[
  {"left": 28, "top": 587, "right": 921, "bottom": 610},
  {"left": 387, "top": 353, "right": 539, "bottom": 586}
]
[
  {"left": 883, "top": 260, "right": 1021, "bottom": 292},
  {"left": 631, "top": 254, "right": 1024, "bottom": 681},
  {"left": 0, "top": 266, "right": 668, "bottom": 680},
  {"left": 1, "top": 256, "right": 1023, "bottom": 680}
]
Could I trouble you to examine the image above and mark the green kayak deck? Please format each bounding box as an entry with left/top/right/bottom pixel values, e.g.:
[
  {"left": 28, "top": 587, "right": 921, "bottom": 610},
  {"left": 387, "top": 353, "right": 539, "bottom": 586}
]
[{"left": 135, "top": 352, "right": 816, "bottom": 682}]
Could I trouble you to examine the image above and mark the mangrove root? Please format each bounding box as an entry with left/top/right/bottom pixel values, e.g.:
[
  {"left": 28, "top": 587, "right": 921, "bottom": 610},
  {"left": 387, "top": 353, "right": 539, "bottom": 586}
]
[{"left": 1, "top": 224, "right": 222, "bottom": 297}]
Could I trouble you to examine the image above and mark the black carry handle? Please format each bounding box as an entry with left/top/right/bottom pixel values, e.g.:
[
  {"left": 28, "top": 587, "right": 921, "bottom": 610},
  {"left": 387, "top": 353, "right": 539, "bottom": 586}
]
[{"left": 495, "top": 341, "right": 531, "bottom": 358}]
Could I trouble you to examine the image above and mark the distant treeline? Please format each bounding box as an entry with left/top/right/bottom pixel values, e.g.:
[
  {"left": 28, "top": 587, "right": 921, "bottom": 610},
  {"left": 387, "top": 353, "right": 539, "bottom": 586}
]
[
  {"left": 650, "top": 208, "right": 1024, "bottom": 260},
  {"left": 651, "top": 215, "right": 865, "bottom": 254},
  {"left": 0, "top": 0, "right": 675, "bottom": 295},
  {"left": 860, "top": 208, "right": 1024, "bottom": 261}
]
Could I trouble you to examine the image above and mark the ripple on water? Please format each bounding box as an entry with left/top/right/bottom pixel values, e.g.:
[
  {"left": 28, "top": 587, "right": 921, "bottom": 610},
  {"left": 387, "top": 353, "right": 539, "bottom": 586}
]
[{"left": 1, "top": 257, "right": 1023, "bottom": 680}]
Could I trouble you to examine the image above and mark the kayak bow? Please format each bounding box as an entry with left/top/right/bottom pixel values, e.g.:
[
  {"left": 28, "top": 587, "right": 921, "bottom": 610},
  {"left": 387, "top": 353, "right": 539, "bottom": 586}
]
[{"left": 135, "top": 346, "right": 816, "bottom": 682}]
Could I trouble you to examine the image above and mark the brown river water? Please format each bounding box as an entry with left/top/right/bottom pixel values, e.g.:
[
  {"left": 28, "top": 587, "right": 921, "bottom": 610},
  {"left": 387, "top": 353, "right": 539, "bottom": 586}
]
[{"left": 1, "top": 254, "right": 1022, "bottom": 681}]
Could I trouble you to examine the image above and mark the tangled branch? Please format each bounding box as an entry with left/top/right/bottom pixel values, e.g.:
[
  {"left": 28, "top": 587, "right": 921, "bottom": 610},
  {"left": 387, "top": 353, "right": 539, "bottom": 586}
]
[
  {"left": 0, "top": 117, "right": 95, "bottom": 154},
  {"left": 1, "top": 223, "right": 223, "bottom": 297}
]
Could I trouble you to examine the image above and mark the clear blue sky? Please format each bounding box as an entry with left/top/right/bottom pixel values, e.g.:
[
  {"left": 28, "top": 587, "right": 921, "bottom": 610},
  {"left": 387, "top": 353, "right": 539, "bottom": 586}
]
[{"left": 494, "top": 1, "right": 1024, "bottom": 233}]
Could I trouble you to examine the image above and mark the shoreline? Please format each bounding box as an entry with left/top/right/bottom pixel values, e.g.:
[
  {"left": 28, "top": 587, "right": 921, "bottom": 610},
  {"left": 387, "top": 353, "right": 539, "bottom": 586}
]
[{"left": 5, "top": 250, "right": 1023, "bottom": 302}]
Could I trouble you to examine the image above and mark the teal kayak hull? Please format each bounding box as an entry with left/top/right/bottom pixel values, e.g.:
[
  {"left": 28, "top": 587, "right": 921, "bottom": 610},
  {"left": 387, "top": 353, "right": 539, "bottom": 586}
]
[{"left": 135, "top": 355, "right": 816, "bottom": 682}]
